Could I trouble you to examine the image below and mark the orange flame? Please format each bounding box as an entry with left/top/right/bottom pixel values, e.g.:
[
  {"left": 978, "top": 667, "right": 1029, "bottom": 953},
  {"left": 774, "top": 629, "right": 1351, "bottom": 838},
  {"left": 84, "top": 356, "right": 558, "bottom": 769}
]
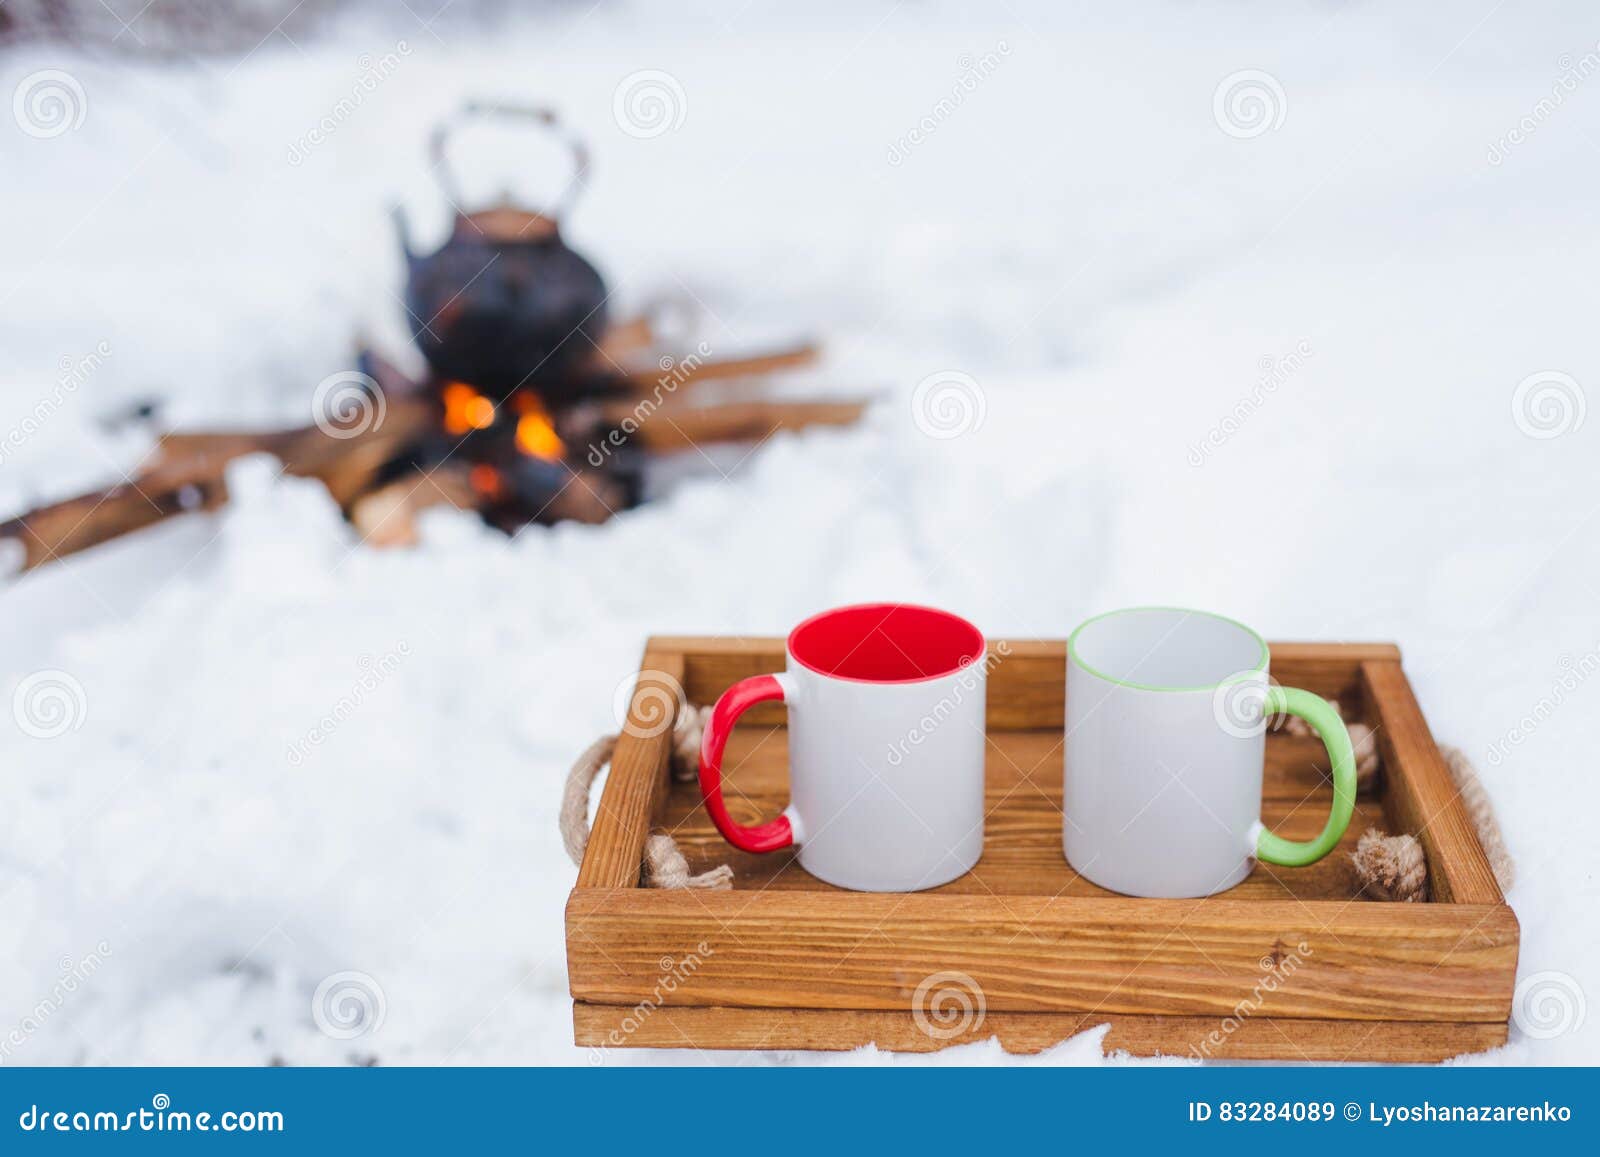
[
  {"left": 439, "top": 382, "right": 566, "bottom": 464},
  {"left": 469, "top": 464, "right": 503, "bottom": 499},
  {"left": 441, "top": 382, "right": 497, "bottom": 435},
  {"left": 511, "top": 393, "right": 565, "bottom": 463}
]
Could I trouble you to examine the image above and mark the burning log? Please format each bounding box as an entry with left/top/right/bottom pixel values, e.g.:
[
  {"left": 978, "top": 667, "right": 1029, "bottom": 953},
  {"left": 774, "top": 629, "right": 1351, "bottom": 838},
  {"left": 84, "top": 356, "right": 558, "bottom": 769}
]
[
  {"left": 349, "top": 465, "right": 478, "bottom": 548},
  {"left": 0, "top": 472, "right": 224, "bottom": 574},
  {"left": 609, "top": 342, "right": 819, "bottom": 393},
  {"left": 156, "top": 396, "right": 435, "bottom": 506},
  {"left": 0, "top": 341, "right": 867, "bottom": 574},
  {"left": 599, "top": 397, "right": 867, "bottom": 453},
  {"left": 0, "top": 394, "right": 434, "bottom": 572}
]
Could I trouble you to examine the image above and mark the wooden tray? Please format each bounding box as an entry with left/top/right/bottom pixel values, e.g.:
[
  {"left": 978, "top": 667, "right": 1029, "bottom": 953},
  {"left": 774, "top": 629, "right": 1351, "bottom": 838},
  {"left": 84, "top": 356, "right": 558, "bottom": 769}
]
[{"left": 567, "top": 639, "right": 1518, "bottom": 1061}]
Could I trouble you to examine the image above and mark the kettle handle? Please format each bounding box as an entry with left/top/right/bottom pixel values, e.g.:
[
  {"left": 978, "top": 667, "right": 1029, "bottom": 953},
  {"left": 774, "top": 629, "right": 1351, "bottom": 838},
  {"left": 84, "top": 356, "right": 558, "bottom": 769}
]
[{"left": 428, "top": 101, "right": 590, "bottom": 221}]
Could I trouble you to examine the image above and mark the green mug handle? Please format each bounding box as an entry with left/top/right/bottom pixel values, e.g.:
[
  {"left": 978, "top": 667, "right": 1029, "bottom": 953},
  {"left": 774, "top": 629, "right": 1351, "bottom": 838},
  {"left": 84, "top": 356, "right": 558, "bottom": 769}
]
[{"left": 1255, "top": 686, "right": 1357, "bottom": 867}]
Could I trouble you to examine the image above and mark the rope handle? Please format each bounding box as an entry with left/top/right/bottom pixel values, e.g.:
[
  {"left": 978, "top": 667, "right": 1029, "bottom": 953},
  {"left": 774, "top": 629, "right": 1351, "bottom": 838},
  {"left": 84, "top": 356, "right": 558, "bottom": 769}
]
[
  {"left": 1282, "top": 703, "right": 1513, "bottom": 901},
  {"left": 561, "top": 704, "right": 733, "bottom": 890}
]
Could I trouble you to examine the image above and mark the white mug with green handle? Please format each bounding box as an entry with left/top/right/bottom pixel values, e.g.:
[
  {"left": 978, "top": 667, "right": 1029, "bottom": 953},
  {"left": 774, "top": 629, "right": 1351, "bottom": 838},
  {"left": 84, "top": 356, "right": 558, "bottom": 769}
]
[{"left": 1062, "top": 607, "right": 1356, "bottom": 898}]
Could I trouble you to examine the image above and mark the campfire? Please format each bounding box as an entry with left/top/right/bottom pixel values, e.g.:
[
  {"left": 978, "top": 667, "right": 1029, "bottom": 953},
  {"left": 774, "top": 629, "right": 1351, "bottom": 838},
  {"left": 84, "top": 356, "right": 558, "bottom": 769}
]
[
  {"left": 337, "top": 317, "right": 850, "bottom": 544},
  {"left": 0, "top": 320, "right": 864, "bottom": 570},
  {"left": 0, "top": 102, "right": 868, "bottom": 572}
]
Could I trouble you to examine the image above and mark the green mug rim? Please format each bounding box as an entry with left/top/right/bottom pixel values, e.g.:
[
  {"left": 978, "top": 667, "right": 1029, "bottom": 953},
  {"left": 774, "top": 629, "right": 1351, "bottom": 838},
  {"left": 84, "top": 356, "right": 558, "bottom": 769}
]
[{"left": 1066, "top": 606, "right": 1269, "bottom": 693}]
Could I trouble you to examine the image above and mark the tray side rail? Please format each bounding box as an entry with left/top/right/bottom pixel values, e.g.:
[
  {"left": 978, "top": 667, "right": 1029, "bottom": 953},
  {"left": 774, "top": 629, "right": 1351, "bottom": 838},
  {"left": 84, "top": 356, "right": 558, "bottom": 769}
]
[
  {"left": 575, "top": 649, "right": 686, "bottom": 889},
  {"left": 1361, "top": 659, "right": 1503, "bottom": 905},
  {"left": 567, "top": 889, "right": 1518, "bottom": 1023}
]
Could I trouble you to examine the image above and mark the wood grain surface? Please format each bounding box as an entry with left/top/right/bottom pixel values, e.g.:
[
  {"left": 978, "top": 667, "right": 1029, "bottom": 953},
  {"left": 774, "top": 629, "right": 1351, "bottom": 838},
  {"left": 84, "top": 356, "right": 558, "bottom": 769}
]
[
  {"left": 574, "top": 652, "right": 685, "bottom": 890},
  {"left": 568, "top": 889, "right": 1517, "bottom": 1022},
  {"left": 572, "top": 1002, "right": 1508, "bottom": 1061}
]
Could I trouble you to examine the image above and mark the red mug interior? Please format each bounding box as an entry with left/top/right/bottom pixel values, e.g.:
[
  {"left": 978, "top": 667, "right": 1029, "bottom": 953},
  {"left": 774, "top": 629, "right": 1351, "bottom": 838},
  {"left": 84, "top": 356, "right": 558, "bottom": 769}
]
[{"left": 787, "top": 603, "right": 985, "bottom": 684}]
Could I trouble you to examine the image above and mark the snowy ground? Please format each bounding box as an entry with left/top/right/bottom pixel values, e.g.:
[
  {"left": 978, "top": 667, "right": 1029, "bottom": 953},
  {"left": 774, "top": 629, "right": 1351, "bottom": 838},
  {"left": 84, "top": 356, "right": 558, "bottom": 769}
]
[{"left": 1, "top": 1, "right": 1596, "bottom": 1065}]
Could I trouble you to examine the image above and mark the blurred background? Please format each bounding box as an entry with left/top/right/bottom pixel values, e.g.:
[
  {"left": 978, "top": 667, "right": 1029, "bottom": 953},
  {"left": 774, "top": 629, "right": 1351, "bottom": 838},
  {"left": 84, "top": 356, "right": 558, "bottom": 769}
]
[{"left": 0, "top": 0, "right": 1595, "bottom": 1065}]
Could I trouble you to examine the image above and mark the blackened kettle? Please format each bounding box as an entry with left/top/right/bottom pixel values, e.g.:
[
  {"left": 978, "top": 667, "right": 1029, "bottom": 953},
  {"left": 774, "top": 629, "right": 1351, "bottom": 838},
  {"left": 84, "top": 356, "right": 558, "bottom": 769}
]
[{"left": 395, "top": 102, "right": 609, "bottom": 400}]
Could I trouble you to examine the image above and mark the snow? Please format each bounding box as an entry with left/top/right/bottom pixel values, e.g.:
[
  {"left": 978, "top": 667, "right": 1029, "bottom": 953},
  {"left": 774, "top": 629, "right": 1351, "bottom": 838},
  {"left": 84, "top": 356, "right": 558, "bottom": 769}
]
[{"left": 2, "top": 0, "right": 1597, "bottom": 1065}]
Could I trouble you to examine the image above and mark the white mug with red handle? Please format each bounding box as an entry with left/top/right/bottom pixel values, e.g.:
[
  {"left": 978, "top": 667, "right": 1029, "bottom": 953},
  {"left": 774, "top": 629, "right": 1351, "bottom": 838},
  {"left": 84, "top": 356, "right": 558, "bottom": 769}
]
[{"left": 698, "top": 603, "right": 988, "bottom": 892}]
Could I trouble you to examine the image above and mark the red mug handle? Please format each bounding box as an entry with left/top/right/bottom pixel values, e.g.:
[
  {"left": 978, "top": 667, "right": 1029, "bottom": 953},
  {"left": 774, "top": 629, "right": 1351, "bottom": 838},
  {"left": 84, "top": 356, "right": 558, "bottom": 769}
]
[{"left": 698, "top": 674, "right": 795, "bottom": 853}]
